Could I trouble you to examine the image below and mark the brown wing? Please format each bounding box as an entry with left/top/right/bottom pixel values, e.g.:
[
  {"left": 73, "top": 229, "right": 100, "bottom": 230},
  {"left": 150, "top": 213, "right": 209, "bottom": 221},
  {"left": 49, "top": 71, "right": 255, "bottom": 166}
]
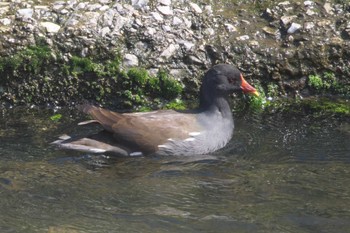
[{"left": 79, "top": 104, "right": 203, "bottom": 153}]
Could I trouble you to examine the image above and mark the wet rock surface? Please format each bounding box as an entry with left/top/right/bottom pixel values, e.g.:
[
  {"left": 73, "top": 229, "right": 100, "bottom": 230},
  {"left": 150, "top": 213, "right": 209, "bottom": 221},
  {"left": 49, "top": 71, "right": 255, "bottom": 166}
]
[{"left": 0, "top": 0, "right": 349, "bottom": 106}]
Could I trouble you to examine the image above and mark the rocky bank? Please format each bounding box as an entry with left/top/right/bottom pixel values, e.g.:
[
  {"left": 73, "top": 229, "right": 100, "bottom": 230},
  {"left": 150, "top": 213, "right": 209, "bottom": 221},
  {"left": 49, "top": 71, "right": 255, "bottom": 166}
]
[{"left": 0, "top": 0, "right": 349, "bottom": 107}]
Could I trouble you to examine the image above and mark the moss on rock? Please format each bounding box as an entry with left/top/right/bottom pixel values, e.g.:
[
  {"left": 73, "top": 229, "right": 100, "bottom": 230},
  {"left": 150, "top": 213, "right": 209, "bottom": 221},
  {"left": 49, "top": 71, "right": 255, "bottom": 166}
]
[{"left": 0, "top": 45, "right": 184, "bottom": 109}]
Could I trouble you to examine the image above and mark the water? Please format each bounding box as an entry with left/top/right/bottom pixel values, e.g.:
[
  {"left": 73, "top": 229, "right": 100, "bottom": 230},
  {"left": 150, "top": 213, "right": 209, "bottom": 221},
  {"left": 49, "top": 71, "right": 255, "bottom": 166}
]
[{"left": 0, "top": 107, "right": 350, "bottom": 233}]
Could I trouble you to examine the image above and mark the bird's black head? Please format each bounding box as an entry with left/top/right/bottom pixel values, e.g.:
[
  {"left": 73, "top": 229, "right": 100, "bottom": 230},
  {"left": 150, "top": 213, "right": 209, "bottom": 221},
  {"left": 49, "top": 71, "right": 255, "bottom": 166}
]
[{"left": 199, "top": 64, "right": 258, "bottom": 109}]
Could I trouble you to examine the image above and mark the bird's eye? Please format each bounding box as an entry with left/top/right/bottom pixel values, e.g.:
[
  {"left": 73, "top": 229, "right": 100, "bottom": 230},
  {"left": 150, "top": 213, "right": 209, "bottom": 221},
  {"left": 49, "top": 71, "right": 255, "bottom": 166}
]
[{"left": 228, "top": 78, "right": 237, "bottom": 85}]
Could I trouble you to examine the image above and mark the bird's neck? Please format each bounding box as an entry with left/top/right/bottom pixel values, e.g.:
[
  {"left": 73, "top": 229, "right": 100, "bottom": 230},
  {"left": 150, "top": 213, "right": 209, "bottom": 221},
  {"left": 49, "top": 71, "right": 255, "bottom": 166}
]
[{"left": 200, "top": 96, "right": 233, "bottom": 119}]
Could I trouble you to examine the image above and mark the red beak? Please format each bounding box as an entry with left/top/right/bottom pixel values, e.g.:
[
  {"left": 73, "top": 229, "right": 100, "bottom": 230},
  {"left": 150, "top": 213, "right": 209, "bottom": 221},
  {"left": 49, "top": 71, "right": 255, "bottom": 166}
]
[{"left": 240, "top": 74, "right": 259, "bottom": 96}]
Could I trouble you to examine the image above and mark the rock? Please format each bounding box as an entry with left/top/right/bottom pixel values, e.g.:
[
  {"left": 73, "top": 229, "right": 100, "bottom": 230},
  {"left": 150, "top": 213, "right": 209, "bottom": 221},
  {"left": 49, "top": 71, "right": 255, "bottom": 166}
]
[
  {"left": 157, "top": 6, "right": 173, "bottom": 15},
  {"left": 278, "top": 1, "right": 291, "bottom": 6},
  {"left": 162, "top": 25, "right": 171, "bottom": 32},
  {"left": 131, "top": 0, "right": 149, "bottom": 9},
  {"left": 185, "top": 55, "right": 205, "bottom": 66},
  {"left": 16, "top": 8, "right": 33, "bottom": 19},
  {"left": 304, "top": 22, "right": 315, "bottom": 30},
  {"left": 172, "top": 16, "right": 182, "bottom": 25},
  {"left": 160, "top": 44, "right": 179, "bottom": 60},
  {"left": 262, "top": 26, "right": 279, "bottom": 36},
  {"left": 40, "top": 22, "right": 61, "bottom": 33},
  {"left": 237, "top": 35, "right": 249, "bottom": 41},
  {"left": 305, "top": 9, "right": 316, "bottom": 16},
  {"left": 224, "top": 23, "right": 237, "bottom": 33},
  {"left": 124, "top": 54, "right": 139, "bottom": 67},
  {"left": 0, "top": 18, "right": 11, "bottom": 26},
  {"left": 204, "top": 5, "right": 213, "bottom": 15},
  {"left": 158, "top": 0, "right": 171, "bottom": 6},
  {"left": 151, "top": 12, "right": 163, "bottom": 21},
  {"left": 323, "top": 2, "right": 333, "bottom": 15},
  {"left": 304, "top": 1, "right": 314, "bottom": 7},
  {"left": 204, "top": 28, "right": 215, "bottom": 36},
  {"left": 287, "top": 23, "right": 302, "bottom": 34},
  {"left": 189, "top": 2, "right": 203, "bottom": 14},
  {"left": 280, "top": 15, "right": 297, "bottom": 27},
  {"left": 146, "top": 27, "right": 156, "bottom": 35},
  {"left": 177, "top": 40, "right": 195, "bottom": 51}
]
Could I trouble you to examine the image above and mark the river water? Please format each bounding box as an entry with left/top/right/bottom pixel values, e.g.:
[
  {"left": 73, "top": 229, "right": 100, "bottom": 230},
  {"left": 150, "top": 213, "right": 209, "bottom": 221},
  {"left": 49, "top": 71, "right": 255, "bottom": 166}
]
[{"left": 0, "top": 106, "right": 350, "bottom": 233}]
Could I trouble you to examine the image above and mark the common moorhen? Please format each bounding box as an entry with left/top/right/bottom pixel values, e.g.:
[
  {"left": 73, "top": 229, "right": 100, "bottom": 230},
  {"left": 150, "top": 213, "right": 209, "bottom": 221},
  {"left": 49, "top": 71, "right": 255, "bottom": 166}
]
[{"left": 52, "top": 64, "right": 259, "bottom": 156}]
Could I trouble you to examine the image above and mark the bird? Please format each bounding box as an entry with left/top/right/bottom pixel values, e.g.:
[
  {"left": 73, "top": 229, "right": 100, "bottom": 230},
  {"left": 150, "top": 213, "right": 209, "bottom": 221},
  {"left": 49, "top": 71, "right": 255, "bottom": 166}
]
[{"left": 52, "top": 64, "right": 259, "bottom": 156}]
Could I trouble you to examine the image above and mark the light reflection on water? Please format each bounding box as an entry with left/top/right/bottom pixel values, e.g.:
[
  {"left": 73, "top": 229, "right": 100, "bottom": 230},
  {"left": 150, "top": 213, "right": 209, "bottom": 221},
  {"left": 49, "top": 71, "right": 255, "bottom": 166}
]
[{"left": 0, "top": 107, "right": 350, "bottom": 233}]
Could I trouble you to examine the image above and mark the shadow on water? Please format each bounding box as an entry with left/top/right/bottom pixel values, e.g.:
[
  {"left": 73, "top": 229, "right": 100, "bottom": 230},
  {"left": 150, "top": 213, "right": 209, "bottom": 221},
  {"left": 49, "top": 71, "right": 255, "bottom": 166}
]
[{"left": 0, "top": 106, "right": 350, "bottom": 233}]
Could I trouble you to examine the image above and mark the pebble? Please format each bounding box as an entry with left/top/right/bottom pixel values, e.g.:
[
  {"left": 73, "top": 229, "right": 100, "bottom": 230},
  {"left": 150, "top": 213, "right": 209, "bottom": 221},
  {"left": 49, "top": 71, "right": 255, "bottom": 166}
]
[
  {"left": 278, "top": 1, "right": 290, "bottom": 6},
  {"left": 151, "top": 12, "right": 163, "bottom": 21},
  {"left": 16, "top": 8, "right": 33, "bottom": 19},
  {"left": 0, "top": 18, "right": 11, "bottom": 26},
  {"left": 204, "top": 5, "right": 213, "bottom": 15},
  {"left": 40, "top": 22, "right": 61, "bottom": 33},
  {"left": 262, "top": 26, "right": 278, "bottom": 36},
  {"left": 160, "top": 44, "right": 178, "bottom": 59},
  {"left": 158, "top": 0, "right": 171, "bottom": 6},
  {"left": 280, "top": 15, "right": 297, "bottom": 26},
  {"left": 162, "top": 25, "right": 171, "bottom": 32},
  {"left": 157, "top": 6, "right": 173, "bottom": 15},
  {"left": 224, "top": 23, "right": 237, "bottom": 33},
  {"left": 306, "top": 9, "right": 316, "bottom": 16},
  {"left": 237, "top": 35, "right": 249, "bottom": 41},
  {"left": 123, "top": 53, "right": 139, "bottom": 67},
  {"left": 287, "top": 22, "right": 302, "bottom": 34},
  {"left": 323, "top": 2, "right": 333, "bottom": 15},
  {"left": 189, "top": 2, "right": 202, "bottom": 14},
  {"left": 172, "top": 16, "right": 182, "bottom": 25},
  {"left": 131, "top": 0, "right": 149, "bottom": 9},
  {"left": 304, "top": 22, "right": 315, "bottom": 30},
  {"left": 179, "top": 40, "right": 195, "bottom": 51},
  {"left": 304, "top": 1, "right": 314, "bottom": 7}
]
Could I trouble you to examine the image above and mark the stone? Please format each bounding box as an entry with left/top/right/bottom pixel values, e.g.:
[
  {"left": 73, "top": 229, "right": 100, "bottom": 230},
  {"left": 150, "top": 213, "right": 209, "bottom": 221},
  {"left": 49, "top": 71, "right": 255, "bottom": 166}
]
[
  {"left": 158, "top": 0, "right": 171, "bottom": 6},
  {"left": 280, "top": 15, "right": 297, "bottom": 27},
  {"left": 172, "top": 16, "right": 182, "bottom": 25},
  {"left": 262, "top": 26, "right": 278, "bottom": 36},
  {"left": 123, "top": 54, "right": 139, "bottom": 67},
  {"left": 323, "top": 2, "right": 333, "bottom": 15},
  {"left": 100, "top": 26, "right": 111, "bottom": 36},
  {"left": 204, "top": 5, "right": 213, "bottom": 15},
  {"left": 304, "top": 22, "right": 315, "bottom": 30},
  {"left": 131, "top": 0, "right": 149, "bottom": 9},
  {"left": 181, "top": 41, "right": 195, "bottom": 51},
  {"left": 157, "top": 6, "right": 173, "bottom": 15},
  {"left": 189, "top": 2, "right": 202, "bottom": 14},
  {"left": 185, "top": 55, "right": 205, "bottom": 66},
  {"left": 162, "top": 25, "right": 171, "bottom": 32},
  {"left": 160, "top": 44, "right": 178, "bottom": 59},
  {"left": 16, "top": 8, "right": 33, "bottom": 19},
  {"left": 204, "top": 28, "right": 215, "bottom": 36},
  {"left": 151, "top": 12, "right": 163, "bottom": 21},
  {"left": 224, "top": 23, "right": 237, "bottom": 33},
  {"left": 0, "top": 18, "right": 11, "bottom": 26},
  {"left": 287, "top": 22, "right": 302, "bottom": 34},
  {"left": 305, "top": 9, "right": 316, "bottom": 16},
  {"left": 146, "top": 27, "right": 156, "bottom": 35},
  {"left": 304, "top": 1, "right": 314, "bottom": 7},
  {"left": 40, "top": 22, "right": 61, "bottom": 33},
  {"left": 237, "top": 35, "right": 249, "bottom": 41},
  {"left": 278, "top": 1, "right": 290, "bottom": 6}
]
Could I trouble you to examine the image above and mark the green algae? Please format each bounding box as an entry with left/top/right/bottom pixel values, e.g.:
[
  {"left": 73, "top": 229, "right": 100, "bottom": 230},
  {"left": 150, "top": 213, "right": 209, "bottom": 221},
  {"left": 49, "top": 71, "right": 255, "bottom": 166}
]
[
  {"left": 0, "top": 45, "right": 184, "bottom": 109},
  {"left": 0, "top": 45, "right": 348, "bottom": 116},
  {"left": 308, "top": 72, "right": 349, "bottom": 96},
  {"left": 261, "top": 97, "right": 350, "bottom": 118}
]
